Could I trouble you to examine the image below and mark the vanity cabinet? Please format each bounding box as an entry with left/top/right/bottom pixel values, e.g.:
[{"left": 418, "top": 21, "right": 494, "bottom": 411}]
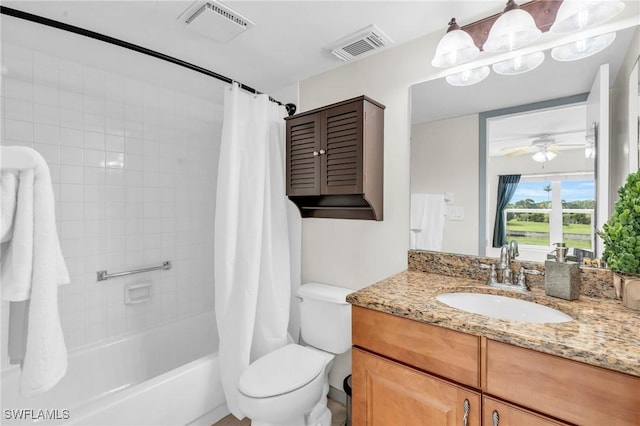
[
  {"left": 285, "top": 96, "right": 384, "bottom": 220},
  {"left": 486, "top": 340, "right": 640, "bottom": 426},
  {"left": 482, "top": 397, "right": 567, "bottom": 426},
  {"left": 353, "top": 348, "right": 481, "bottom": 426},
  {"left": 352, "top": 305, "right": 639, "bottom": 426}
]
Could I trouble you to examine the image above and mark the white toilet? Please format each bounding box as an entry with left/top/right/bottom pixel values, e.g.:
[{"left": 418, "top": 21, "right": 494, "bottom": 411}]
[{"left": 237, "top": 282, "right": 353, "bottom": 426}]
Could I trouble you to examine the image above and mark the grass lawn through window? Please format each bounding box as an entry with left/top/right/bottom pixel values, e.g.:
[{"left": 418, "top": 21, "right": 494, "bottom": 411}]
[{"left": 506, "top": 220, "right": 592, "bottom": 249}]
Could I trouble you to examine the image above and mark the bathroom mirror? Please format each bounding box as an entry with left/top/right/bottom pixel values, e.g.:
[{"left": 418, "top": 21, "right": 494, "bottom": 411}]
[{"left": 410, "top": 25, "right": 639, "bottom": 262}]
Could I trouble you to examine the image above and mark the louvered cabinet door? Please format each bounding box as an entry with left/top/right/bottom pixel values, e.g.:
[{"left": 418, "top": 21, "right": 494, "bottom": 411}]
[
  {"left": 321, "top": 101, "right": 363, "bottom": 195},
  {"left": 286, "top": 113, "right": 321, "bottom": 196}
]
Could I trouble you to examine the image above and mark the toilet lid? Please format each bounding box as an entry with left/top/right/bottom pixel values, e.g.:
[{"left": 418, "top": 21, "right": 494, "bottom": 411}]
[{"left": 238, "top": 344, "right": 327, "bottom": 398}]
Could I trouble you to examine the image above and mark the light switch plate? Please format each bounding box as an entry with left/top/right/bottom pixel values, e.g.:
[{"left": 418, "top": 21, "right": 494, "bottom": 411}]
[{"left": 448, "top": 206, "right": 464, "bottom": 221}]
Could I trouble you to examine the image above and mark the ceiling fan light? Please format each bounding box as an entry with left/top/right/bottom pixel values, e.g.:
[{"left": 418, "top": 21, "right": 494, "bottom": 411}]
[
  {"left": 432, "top": 19, "right": 480, "bottom": 68},
  {"left": 585, "top": 145, "right": 596, "bottom": 159},
  {"left": 532, "top": 149, "right": 557, "bottom": 162},
  {"left": 551, "top": 0, "right": 625, "bottom": 34},
  {"left": 445, "top": 66, "right": 490, "bottom": 86},
  {"left": 551, "top": 32, "right": 616, "bottom": 61},
  {"left": 492, "top": 51, "right": 545, "bottom": 75},
  {"left": 483, "top": 2, "right": 541, "bottom": 52}
]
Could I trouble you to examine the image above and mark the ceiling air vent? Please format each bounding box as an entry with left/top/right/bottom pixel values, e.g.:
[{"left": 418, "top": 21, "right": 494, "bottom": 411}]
[
  {"left": 184, "top": 1, "right": 254, "bottom": 43},
  {"left": 329, "top": 25, "right": 393, "bottom": 62}
]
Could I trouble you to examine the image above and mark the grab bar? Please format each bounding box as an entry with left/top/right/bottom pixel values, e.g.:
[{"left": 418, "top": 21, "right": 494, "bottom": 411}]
[{"left": 97, "top": 261, "right": 172, "bottom": 282}]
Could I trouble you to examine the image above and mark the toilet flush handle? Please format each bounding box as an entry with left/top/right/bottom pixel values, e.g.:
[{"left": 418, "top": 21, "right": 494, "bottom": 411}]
[{"left": 296, "top": 296, "right": 304, "bottom": 302}]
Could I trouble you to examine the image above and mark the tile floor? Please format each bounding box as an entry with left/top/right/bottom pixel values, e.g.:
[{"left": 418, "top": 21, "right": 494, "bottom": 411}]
[{"left": 213, "top": 398, "right": 347, "bottom": 426}]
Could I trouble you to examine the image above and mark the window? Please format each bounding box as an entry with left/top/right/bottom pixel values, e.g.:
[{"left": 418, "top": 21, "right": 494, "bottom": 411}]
[{"left": 505, "top": 176, "right": 594, "bottom": 250}]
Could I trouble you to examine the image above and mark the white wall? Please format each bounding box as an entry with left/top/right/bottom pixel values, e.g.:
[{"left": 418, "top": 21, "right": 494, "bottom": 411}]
[
  {"left": 1, "top": 17, "right": 222, "bottom": 368},
  {"left": 411, "top": 115, "right": 479, "bottom": 255},
  {"left": 298, "top": 29, "right": 446, "bottom": 391}
]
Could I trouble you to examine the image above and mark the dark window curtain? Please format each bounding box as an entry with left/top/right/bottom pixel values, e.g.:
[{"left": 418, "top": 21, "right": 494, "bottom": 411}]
[{"left": 492, "top": 174, "right": 521, "bottom": 247}]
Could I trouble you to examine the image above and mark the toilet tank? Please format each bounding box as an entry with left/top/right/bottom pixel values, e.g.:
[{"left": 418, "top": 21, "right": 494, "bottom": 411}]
[{"left": 298, "top": 282, "right": 353, "bottom": 354}]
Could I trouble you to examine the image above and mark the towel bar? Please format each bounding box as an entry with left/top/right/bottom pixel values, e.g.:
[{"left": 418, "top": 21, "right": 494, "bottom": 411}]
[{"left": 97, "top": 261, "right": 172, "bottom": 281}]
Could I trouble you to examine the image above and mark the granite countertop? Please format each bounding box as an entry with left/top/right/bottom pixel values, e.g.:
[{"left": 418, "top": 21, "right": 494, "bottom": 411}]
[{"left": 347, "top": 270, "right": 640, "bottom": 378}]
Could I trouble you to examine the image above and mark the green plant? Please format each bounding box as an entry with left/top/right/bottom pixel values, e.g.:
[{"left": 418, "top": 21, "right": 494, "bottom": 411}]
[{"left": 598, "top": 170, "right": 640, "bottom": 275}]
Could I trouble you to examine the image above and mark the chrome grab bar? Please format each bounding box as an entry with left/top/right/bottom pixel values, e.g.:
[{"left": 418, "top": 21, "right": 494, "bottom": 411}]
[{"left": 97, "top": 261, "right": 172, "bottom": 282}]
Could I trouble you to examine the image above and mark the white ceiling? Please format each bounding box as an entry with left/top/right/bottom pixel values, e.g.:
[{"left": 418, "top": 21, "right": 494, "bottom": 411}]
[
  {"left": 1, "top": 0, "right": 511, "bottom": 104},
  {"left": 487, "top": 103, "right": 587, "bottom": 157}
]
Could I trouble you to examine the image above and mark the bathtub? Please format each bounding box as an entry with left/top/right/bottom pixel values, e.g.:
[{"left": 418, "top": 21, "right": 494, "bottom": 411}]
[{"left": 1, "top": 312, "right": 228, "bottom": 425}]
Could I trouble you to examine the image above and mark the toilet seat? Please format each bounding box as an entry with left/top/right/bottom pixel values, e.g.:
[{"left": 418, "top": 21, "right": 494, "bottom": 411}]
[{"left": 239, "top": 344, "right": 327, "bottom": 398}]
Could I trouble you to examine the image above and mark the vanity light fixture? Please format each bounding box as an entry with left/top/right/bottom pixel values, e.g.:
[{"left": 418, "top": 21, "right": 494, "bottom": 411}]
[
  {"left": 550, "top": 0, "right": 625, "bottom": 34},
  {"left": 532, "top": 147, "right": 557, "bottom": 163},
  {"left": 431, "top": 18, "right": 480, "bottom": 68},
  {"left": 493, "top": 51, "right": 545, "bottom": 75},
  {"left": 445, "top": 66, "right": 490, "bottom": 86},
  {"left": 483, "top": 0, "right": 542, "bottom": 53},
  {"left": 551, "top": 31, "right": 617, "bottom": 61},
  {"left": 435, "top": 0, "right": 622, "bottom": 87}
]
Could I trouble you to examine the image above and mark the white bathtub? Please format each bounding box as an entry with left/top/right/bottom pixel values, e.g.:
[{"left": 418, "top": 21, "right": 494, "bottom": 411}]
[{"left": 1, "top": 312, "right": 228, "bottom": 425}]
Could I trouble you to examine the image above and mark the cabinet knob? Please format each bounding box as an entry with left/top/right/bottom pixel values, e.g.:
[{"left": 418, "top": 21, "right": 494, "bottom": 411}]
[
  {"left": 312, "top": 151, "right": 319, "bottom": 157},
  {"left": 492, "top": 410, "right": 499, "bottom": 426},
  {"left": 462, "top": 399, "right": 470, "bottom": 426},
  {"left": 319, "top": 149, "right": 326, "bottom": 155}
]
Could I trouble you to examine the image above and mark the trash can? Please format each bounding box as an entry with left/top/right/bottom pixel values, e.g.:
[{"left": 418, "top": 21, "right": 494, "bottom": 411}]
[{"left": 343, "top": 374, "right": 352, "bottom": 426}]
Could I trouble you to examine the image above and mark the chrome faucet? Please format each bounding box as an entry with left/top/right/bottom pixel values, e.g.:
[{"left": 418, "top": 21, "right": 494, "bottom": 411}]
[
  {"left": 499, "top": 245, "right": 512, "bottom": 285},
  {"left": 509, "top": 240, "right": 519, "bottom": 260},
  {"left": 499, "top": 240, "right": 519, "bottom": 285}
]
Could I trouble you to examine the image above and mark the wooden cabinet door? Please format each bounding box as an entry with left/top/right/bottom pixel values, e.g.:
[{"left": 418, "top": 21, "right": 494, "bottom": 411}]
[
  {"left": 353, "top": 348, "right": 481, "bottom": 426},
  {"left": 483, "top": 397, "right": 570, "bottom": 426},
  {"left": 486, "top": 340, "right": 640, "bottom": 426},
  {"left": 321, "top": 101, "right": 363, "bottom": 195},
  {"left": 286, "top": 112, "right": 321, "bottom": 196}
]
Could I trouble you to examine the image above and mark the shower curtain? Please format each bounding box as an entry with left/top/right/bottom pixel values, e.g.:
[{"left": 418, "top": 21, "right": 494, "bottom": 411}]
[{"left": 214, "top": 83, "right": 300, "bottom": 418}]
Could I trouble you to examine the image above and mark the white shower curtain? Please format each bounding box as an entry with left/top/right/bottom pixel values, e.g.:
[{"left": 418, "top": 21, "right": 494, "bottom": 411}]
[{"left": 214, "top": 83, "right": 300, "bottom": 419}]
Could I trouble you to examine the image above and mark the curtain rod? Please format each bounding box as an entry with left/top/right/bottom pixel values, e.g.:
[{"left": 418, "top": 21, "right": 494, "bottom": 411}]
[{"left": 0, "top": 5, "right": 297, "bottom": 116}]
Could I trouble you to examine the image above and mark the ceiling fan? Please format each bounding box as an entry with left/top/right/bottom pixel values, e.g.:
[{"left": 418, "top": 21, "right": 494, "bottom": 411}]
[{"left": 500, "top": 133, "right": 586, "bottom": 161}]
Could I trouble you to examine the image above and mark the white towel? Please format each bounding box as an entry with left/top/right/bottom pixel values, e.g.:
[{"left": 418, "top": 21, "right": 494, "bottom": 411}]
[
  {"left": 1, "top": 170, "right": 19, "bottom": 242},
  {"left": 410, "top": 193, "right": 447, "bottom": 251},
  {"left": 0, "top": 147, "right": 70, "bottom": 396},
  {"left": 2, "top": 167, "right": 35, "bottom": 299}
]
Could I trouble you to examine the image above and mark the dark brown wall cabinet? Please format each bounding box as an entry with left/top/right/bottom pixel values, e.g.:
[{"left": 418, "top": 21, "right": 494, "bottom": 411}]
[{"left": 285, "top": 95, "right": 384, "bottom": 220}]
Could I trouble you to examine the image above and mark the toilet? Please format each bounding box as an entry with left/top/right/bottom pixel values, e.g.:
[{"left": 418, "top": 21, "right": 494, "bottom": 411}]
[{"left": 237, "top": 282, "right": 353, "bottom": 426}]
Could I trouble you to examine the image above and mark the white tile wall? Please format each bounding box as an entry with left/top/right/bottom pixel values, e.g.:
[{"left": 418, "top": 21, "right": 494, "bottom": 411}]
[{"left": 1, "top": 28, "right": 222, "bottom": 369}]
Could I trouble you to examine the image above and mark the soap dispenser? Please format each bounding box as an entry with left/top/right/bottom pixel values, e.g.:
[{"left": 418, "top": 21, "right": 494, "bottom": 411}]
[{"left": 544, "top": 243, "right": 580, "bottom": 300}]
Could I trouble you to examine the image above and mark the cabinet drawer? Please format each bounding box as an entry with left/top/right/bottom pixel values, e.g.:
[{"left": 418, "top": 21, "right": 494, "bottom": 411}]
[
  {"left": 352, "top": 306, "right": 480, "bottom": 387},
  {"left": 353, "top": 348, "right": 481, "bottom": 426},
  {"left": 483, "top": 396, "right": 570, "bottom": 426},
  {"left": 486, "top": 340, "right": 640, "bottom": 426}
]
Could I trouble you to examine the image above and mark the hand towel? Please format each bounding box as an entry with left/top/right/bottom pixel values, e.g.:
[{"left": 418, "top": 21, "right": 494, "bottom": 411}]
[
  {"left": 1, "top": 170, "right": 19, "bottom": 242},
  {"left": 410, "top": 193, "right": 447, "bottom": 251},
  {"left": 2, "top": 167, "right": 35, "bottom": 300},
  {"left": 0, "top": 146, "right": 70, "bottom": 396}
]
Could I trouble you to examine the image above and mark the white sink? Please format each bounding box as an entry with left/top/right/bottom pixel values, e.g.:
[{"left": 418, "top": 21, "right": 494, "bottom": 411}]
[{"left": 436, "top": 293, "right": 572, "bottom": 323}]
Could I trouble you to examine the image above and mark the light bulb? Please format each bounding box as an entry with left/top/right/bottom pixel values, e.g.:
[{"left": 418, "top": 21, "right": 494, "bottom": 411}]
[
  {"left": 551, "top": 32, "right": 616, "bottom": 61},
  {"left": 445, "top": 66, "right": 490, "bottom": 86},
  {"left": 493, "top": 51, "right": 545, "bottom": 75},
  {"left": 551, "top": 0, "right": 625, "bottom": 34},
  {"left": 585, "top": 145, "right": 596, "bottom": 159},
  {"left": 432, "top": 18, "right": 480, "bottom": 68},
  {"left": 532, "top": 149, "right": 557, "bottom": 162},
  {"left": 484, "top": 1, "right": 542, "bottom": 53}
]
